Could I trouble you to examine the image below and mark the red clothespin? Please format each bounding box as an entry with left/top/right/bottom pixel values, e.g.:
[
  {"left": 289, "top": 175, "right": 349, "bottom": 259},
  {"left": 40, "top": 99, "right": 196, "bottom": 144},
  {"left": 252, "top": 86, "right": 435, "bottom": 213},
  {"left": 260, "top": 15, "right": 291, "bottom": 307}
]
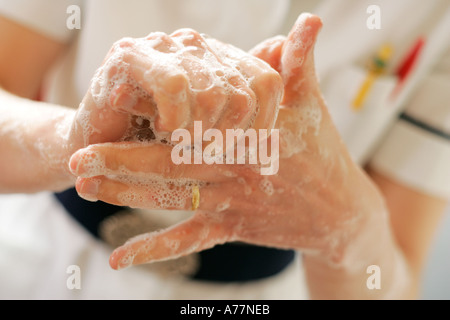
[{"left": 391, "top": 37, "right": 426, "bottom": 98}]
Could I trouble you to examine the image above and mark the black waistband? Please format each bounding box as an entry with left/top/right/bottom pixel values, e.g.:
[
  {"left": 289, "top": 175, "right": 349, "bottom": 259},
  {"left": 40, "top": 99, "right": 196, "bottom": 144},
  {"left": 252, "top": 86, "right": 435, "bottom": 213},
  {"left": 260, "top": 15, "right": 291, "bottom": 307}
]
[{"left": 54, "top": 188, "right": 295, "bottom": 282}]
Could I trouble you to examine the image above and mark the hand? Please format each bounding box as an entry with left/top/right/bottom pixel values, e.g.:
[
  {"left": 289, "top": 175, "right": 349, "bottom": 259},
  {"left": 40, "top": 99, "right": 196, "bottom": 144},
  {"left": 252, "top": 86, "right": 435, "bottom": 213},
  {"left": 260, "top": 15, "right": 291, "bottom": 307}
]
[
  {"left": 66, "top": 28, "right": 283, "bottom": 154},
  {"left": 69, "top": 14, "right": 386, "bottom": 270}
]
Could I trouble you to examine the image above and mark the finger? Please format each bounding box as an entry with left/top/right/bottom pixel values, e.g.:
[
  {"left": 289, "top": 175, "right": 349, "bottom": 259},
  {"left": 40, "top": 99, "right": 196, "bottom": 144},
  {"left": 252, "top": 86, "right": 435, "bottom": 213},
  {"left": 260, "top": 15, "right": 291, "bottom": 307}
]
[
  {"left": 76, "top": 39, "right": 146, "bottom": 146},
  {"left": 214, "top": 75, "right": 257, "bottom": 135},
  {"left": 124, "top": 49, "right": 191, "bottom": 132},
  {"left": 281, "top": 13, "right": 323, "bottom": 105},
  {"left": 206, "top": 38, "right": 281, "bottom": 133},
  {"left": 251, "top": 71, "right": 283, "bottom": 131},
  {"left": 109, "top": 213, "right": 233, "bottom": 269},
  {"left": 109, "top": 83, "right": 138, "bottom": 112},
  {"left": 170, "top": 28, "right": 210, "bottom": 59},
  {"left": 75, "top": 175, "right": 247, "bottom": 213},
  {"left": 178, "top": 54, "right": 229, "bottom": 133},
  {"left": 235, "top": 58, "right": 283, "bottom": 131},
  {"left": 145, "top": 32, "right": 180, "bottom": 53},
  {"left": 171, "top": 29, "right": 229, "bottom": 132},
  {"left": 203, "top": 39, "right": 261, "bottom": 134},
  {"left": 109, "top": 83, "right": 158, "bottom": 119},
  {"left": 75, "top": 93, "right": 130, "bottom": 145},
  {"left": 248, "top": 38, "right": 286, "bottom": 131},
  {"left": 248, "top": 35, "right": 286, "bottom": 73},
  {"left": 109, "top": 84, "right": 161, "bottom": 143},
  {"left": 190, "top": 85, "right": 228, "bottom": 131},
  {"left": 75, "top": 175, "right": 200, "bottom": 211},
  {"left": 68, "top": 142, "right": 227, "bottom": 181}
]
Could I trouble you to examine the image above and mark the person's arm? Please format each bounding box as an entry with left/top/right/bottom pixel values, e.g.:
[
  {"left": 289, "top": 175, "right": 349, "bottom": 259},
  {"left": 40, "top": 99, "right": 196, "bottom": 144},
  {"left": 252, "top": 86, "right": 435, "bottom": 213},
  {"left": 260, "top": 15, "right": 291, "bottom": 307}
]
[
  {"left": 68, "top": 14, "right": 450, "bottom": 300},
  {"left": 0, "top": 16, "right": 76, "bottom": 192},
  {"left": 0, "top": 88, "right": 77, "bottom": 192},
  {"left": 301, "top": 168, "right": 417, "bottom": 300},
  {"left": 368, "top": 169, "right": 448, "bottom": 296},
  {"left": 64, "top": 14, "right": 413, "bottom": 300},
  {"left": 0, "top": 16, "right": 65, "bottom": 99},
  {"left": 0, "top": 16, "right": 281, "bottom": 194}
]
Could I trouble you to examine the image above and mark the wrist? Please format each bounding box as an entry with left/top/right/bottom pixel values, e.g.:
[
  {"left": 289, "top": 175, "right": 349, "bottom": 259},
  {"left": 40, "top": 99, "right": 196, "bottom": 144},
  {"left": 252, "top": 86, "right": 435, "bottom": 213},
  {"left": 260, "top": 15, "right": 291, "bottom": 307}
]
[
  {"left": 50, "top": 110, "right": 79, "bottom": 191},
  {"left": 308, "top": 162, "right": 390, "bottom": 263},
  {"left": 31, "top": 106, "right": 77, "bottom": 191},
  {"left": 301, "top": 166, "right": 412, "bottom": 298}
]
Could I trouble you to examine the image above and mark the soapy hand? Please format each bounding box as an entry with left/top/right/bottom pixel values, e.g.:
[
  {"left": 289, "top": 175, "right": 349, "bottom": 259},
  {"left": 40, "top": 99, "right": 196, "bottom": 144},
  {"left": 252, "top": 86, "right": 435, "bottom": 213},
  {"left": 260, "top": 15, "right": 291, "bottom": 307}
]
[
  {"left": 69, "top": 14, "right": 386, "bottom": 270},
  {"left": 66, "top": 28, "right": 283, "bottom": 154}
]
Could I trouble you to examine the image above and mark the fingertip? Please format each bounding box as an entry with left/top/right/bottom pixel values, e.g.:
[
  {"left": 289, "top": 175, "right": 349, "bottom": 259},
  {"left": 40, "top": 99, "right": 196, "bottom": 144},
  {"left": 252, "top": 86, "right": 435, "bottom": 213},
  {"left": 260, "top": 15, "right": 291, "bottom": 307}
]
[
  {"left": 155, "top": 112, "right": 187, "bottom": 132},
  {"left": 110, "top": 84, "right": 137, "bottom": 110},
  {"left": 69, "top": 150, "right": 83, "bottom": 175},
  {"left": 286, "top": 13, "right": 322, "bottom": 55},
  {"left": 249, "top": 36, "right": 286, "bottom": 73},
  {"left": 109, "top": 251, "right": 121, "bottom": 270},
  {"left": 109, "top": 246, "right": 133, "bottom": 270},
  {"left": 75, "top": 176, "right": 83, "bottom": 191},
  {"left": 295, "top": 12, "right": 323, "bottom": 29},
  {"left": 280, "top": 13, "right": 323, "bottom": 103},
  {"left": 154, "top": 115, "right": 170, "bottom": 132},
  {"left": 69, "top": 147, "right": 102, "bottom": 177},
  {"left": 75, "top": 177, "right": 100, "bottom": 202}
]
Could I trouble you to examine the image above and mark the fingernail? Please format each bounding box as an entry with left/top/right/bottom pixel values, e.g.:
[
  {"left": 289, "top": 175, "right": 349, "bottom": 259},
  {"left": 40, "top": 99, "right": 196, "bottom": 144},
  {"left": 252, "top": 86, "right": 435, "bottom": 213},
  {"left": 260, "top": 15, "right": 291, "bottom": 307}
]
[
  {"left": 77, "top": 178, "right": 100, "bottom": 202},
  {"left": 109, "top": 253, "right": 121, "bottom": 270},
  {"left": 111, "top": 91, "right": 136, "bottom": 110},
  {"left": 69, "top": 150, "right": 83, "bottom": 175},
  {"left": 69, "top": 149, "right": 102, "bottom": 177}
]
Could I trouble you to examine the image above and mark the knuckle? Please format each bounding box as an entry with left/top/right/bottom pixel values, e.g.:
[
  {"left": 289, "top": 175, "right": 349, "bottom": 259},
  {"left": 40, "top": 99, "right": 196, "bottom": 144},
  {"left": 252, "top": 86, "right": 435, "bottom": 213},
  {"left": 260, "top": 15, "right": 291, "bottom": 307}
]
[
  {"left": 234, "top": 87, "right": 257, "bottom": 114},
  {"left": 196, "top": 85, "right": 227, "bottom": 116},
  {"left": 171, "top": 28, "right": 206, "bottom": 48},
  {"left": 171, "top": 28, "right": 201, "bottom": 39},
  {"left": 146, "top": 32, "right": 178, "bottom": 53},
  {"left": 114, "top": 37, "right": 136, "bottom": 49},
  {"left": 164, "top": 72, "right": 189, "bottom": 95},
  {"left": 209, "top": 85, "right": 227, "bottom": 104},
  {"left": 253, "top": 70, "right": 284, "bottom": 94},
  {"left": 145, "top": 31, "right": 167, "bottom": 40}
]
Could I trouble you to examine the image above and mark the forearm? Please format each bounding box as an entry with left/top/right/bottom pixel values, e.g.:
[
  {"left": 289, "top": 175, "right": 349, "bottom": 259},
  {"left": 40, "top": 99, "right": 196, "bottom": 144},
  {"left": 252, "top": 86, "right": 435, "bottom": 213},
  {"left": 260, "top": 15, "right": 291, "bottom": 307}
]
[
  {"left": 302, "top": 167, "right": 415, "bottom": 300},
  {"left": 0, "top": 87, "right": 76, "bottom": 193}
]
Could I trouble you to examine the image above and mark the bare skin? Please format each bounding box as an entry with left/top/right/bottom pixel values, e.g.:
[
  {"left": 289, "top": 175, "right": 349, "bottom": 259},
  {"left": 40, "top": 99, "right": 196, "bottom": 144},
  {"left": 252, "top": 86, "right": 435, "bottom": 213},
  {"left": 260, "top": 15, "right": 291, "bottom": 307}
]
[
  {"left": 68, "top": 15, "right": 425, "bottom": 299},
  {"left": 0, "top": 13, "right": 447, "bottom": 299}
]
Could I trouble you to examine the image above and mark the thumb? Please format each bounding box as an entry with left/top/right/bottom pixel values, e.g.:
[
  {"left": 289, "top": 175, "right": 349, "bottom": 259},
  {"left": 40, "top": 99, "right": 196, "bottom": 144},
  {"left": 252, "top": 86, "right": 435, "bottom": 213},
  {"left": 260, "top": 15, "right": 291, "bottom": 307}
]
[
  {"left": 249, "top": 35, "right": 286, "bottom": 73},
  {"left": 280, "top": 13, "right": 322, "bottom": 107}
]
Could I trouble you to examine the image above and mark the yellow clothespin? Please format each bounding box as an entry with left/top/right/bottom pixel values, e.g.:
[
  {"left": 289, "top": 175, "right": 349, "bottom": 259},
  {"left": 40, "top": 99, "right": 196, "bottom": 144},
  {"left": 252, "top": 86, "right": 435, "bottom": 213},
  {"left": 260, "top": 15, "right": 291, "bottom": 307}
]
[{"left": 352, "top": 44, "right": 393, "bottom": 111}]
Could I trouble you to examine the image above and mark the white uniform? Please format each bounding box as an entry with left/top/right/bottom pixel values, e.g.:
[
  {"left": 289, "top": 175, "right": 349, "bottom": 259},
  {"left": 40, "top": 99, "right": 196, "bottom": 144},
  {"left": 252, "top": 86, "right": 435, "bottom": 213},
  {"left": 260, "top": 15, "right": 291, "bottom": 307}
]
[{"left": 0, "top": 0, "right": 449, "bottom": 299}]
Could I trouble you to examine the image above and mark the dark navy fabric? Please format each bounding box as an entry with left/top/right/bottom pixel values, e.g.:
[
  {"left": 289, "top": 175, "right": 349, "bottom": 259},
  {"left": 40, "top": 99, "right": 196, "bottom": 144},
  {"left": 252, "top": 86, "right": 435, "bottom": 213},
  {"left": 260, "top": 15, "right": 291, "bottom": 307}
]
[
  {"left": 399, "top": 112, "right": 450, "bottom": 141},
  {"left": 54, "top": 188, "right": 295, "bottom": 282}
]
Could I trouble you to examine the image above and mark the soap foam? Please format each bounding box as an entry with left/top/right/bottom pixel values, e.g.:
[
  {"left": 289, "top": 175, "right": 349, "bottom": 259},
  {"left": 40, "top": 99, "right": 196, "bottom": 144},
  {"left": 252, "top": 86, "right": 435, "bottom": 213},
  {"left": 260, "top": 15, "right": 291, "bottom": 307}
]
[
  {"left": 114, "top": 173, "right": 206, "bottom": 210},
  {"left": 215, "top": 197, "right": 231, "bottom": 212},
  {"left": 259, "top": 177, "right": 274, "bottom": 196},
  {"left": 279, "top": 96, "right": 322, "bottom": 159},
  {"left": 84, "top": 31, "right": 280, "bottom": 148}
]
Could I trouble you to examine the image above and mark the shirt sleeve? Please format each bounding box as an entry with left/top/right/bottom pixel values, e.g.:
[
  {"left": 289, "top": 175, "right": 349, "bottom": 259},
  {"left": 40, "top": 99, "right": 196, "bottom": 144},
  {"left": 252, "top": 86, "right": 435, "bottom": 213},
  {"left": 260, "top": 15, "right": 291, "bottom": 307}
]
[
  {"left": 369, "top": 51, "right": 450, "bottom": 200},
  {"left": 0, "top": 0, "right": 83, "bottom": 43}
]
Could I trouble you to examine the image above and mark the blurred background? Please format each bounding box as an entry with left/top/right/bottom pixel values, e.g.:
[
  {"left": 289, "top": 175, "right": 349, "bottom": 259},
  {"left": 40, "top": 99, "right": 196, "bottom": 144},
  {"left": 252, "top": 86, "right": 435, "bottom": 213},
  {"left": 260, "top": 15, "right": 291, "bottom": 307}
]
[
  {"left": 422, "top": 205, "right": 450, "bottom": 299},
  {"left": 0, "top": 0, "right": 448, "bottom": 300}
]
